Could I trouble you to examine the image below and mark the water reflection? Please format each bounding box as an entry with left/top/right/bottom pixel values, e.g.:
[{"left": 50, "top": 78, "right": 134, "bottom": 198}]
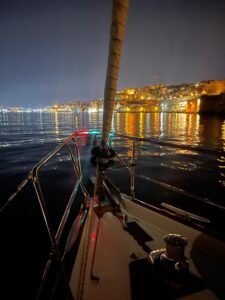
[
  {"left": 0, "top": 111, "right": 225, "bottom": 205},
  {"left": 0, "top": 111, "right": 223, "bottom": 150},
  {"left": 1, "top": 112, "right": 225, "bottom": 151},
  {"left": 113, "top": 112, "right": 225, "bottom": 150},
  {"left": 112, "top": 112, "right": 225, "bottom": 194},
  {"left": 54, "top": 111, "right": 59, "bottom": 135},
  {"left": 199, "top": 115, "right": 225, "bottom": 150},
  {"left": 222, "top": 120, "right": 225, "bottom": 146}
]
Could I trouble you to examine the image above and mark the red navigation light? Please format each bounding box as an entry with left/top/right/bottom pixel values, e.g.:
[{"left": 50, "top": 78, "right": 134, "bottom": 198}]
[
  {"left": 92, "top": 231, "right": 96, "bottom": 242},
  {"left": 73, "top": 129, "right": 88, "bottom": 137}
]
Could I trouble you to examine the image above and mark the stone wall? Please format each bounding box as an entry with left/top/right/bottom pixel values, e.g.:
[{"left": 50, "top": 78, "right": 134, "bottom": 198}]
[{"left": 199, "top": 93, "right": 225, "bottom": 114}]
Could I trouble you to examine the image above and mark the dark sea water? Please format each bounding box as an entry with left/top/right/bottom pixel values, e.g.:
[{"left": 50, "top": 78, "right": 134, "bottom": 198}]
[
  {"left": 0, "top": 111, "right": 225, "bottom": 299},
  {"left": 1, "top": 111, "right": 224, "bottom": 204}
]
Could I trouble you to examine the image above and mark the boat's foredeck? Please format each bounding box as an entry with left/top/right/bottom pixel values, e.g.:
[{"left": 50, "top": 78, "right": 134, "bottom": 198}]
[
  {"left": 70, "top": 205, "right": 146, "bottom": 300},
  {"left": 69, "top": 195, "right": 225, "bottom": 300}
]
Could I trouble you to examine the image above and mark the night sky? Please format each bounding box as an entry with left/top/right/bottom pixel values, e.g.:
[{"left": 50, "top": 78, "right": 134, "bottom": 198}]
[{"left": 1, "top": 0, "right": 225, "bottom": 108}]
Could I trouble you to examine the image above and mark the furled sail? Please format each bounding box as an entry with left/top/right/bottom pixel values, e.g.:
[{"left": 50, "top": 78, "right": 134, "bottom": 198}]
[{"left": 102, "top": 0, "right": 129, "bottom": 145}]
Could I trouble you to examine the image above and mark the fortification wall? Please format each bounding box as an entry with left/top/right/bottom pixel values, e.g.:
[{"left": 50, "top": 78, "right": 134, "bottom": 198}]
[{"left": 199, "top": 93, "right": 225, "bottom": 114}]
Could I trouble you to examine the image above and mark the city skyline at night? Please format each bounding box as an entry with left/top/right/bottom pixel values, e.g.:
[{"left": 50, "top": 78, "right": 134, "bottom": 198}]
[{"left": 1, "top": 0, "right": 225, "bottom": 108}]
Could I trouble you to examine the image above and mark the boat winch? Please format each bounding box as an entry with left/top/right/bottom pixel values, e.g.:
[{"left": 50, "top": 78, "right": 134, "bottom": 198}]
[{"left": 149, "top": 233, "right": 189, "bottom": 276}]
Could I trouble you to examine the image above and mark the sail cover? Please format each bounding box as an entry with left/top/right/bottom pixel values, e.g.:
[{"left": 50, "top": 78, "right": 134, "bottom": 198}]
[{"left": 102, "top": 0, "right": 129, "bottom": 145}]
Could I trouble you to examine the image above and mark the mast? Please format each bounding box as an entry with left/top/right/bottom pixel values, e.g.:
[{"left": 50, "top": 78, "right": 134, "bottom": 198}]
[{"left": 102, "top": 0, "right": 129, "bottom": 145}]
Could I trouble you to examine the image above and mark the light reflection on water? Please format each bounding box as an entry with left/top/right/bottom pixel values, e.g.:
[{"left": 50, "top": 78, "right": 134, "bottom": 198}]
[
  {"left": 0, "top": 111, "right": 224, "bottom": 203},
  {"left": 1, "top": 111, "right": 224, "bottom": 149},
  {"left": 113, "top": 112, "right": 225, "bottom": 150}
]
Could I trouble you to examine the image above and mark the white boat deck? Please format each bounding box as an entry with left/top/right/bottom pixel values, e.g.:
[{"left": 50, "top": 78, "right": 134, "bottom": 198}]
[{"left": 69, "top": 196, "right": 225, "bottom": 300}]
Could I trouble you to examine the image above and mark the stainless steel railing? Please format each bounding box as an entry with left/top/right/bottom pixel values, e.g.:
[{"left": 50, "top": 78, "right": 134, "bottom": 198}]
[
  {"left": 1, "top": 132, "right": 92, "bottom": 300},
  {"left": 109, "top": 136, "right": 212, "bottom": 227}
]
